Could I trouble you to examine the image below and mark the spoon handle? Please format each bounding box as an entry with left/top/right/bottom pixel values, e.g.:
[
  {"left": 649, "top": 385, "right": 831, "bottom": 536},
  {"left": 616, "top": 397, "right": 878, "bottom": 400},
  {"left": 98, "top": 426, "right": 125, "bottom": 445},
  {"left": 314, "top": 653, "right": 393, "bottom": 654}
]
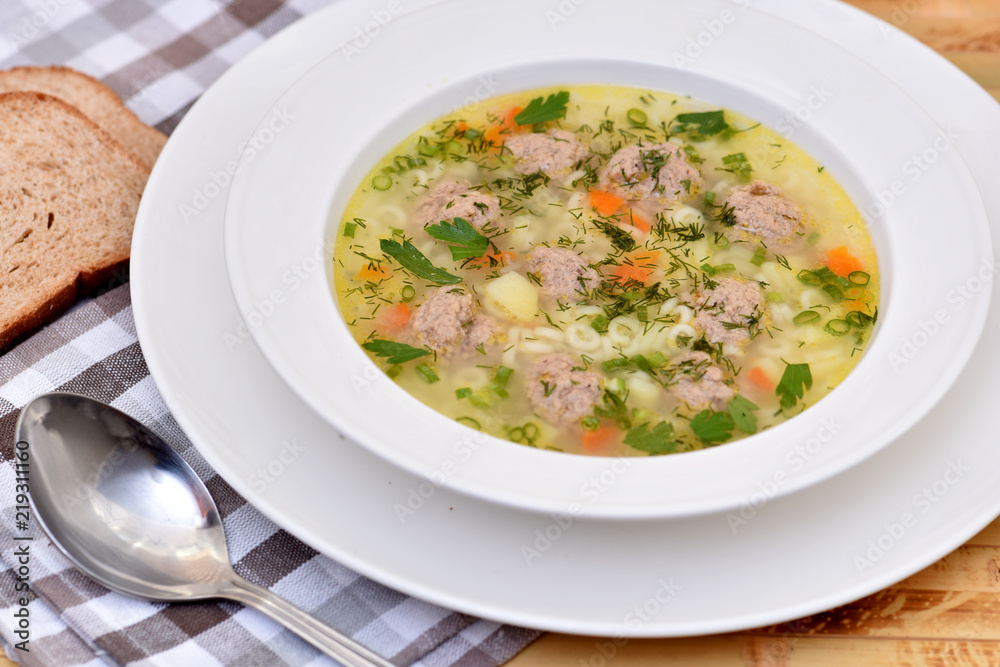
[{"left": 221, "top": 575, "right": 396, "bottom": 667}]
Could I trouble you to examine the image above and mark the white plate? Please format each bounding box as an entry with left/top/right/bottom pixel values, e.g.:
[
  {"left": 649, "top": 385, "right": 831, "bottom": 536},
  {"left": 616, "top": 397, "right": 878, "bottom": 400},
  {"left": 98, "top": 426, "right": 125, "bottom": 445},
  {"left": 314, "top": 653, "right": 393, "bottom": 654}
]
[
  {"left": 222, "top": 0, "right": 992, "bottom": 519},
  {"left": 132, "top": 0, "right": 1000, "bottom": 636}
]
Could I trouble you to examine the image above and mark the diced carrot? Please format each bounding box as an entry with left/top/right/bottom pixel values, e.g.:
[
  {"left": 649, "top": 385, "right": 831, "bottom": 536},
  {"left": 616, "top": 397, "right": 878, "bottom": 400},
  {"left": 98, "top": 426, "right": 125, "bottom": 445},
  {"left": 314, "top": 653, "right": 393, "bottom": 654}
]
[
  {"left": 747, "top": 366, "right": 774, "bottom": 392},
  {"left": 355, "top": 264, "right": 390, "bottom": 282},
  {"left": 589, "top": 189, "right": 624, "bottom": 216},
  {"left": 468, "top": 250, "right": 518, "bottom": 269},
  {"left": 824, "top": 246, "right": 863, "bottom": 277},
  {"left": 484, "top": 106, "right": 525, "bottom": 147},
  {"left": 582, "top": 425, "right": 619, "bottom": 453},
  {"left": 624, "top": 209, "right": 651, "bottom": 233},
  {"left": 610, "top": 251, "right": 660, "bottom": 285},
  {"left": 378, "top": 303, "right": 411, "bottom": 332},
  {"left": 456, "top": 121, "right": 469, "bottom": 133}
]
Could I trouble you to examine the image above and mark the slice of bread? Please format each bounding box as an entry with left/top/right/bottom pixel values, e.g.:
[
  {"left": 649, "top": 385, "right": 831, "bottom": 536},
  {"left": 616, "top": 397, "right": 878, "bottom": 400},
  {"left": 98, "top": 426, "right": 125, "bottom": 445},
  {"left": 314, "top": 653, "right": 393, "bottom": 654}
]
[
  {"left": 0, "top": 92, "right": 150, "bottom": 352},
  {"left": 0, "top": 66, "right": 167, "bottom": 170}
]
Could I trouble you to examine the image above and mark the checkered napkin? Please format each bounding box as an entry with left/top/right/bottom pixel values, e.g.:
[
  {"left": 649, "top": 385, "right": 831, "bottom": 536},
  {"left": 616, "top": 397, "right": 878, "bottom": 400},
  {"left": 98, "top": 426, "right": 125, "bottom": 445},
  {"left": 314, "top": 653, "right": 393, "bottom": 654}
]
[{"left": 0, "top": 0, "right": 541, "bottom": 665}]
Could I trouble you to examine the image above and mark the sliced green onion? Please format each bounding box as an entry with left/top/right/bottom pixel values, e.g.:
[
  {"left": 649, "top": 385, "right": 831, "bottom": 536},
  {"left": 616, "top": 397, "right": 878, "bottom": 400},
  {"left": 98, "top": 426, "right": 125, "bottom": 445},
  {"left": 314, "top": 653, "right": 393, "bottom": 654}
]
[
  {"left": 400, "top": 285, "right": 416, "bottom": 302},
  {"left": 372, "top": 174, "right": 392, "bottom": 190},
  {"left": 607, "top": 377, "right": 627, "bottom": 396},
  {"left": 455, "top": 387, "right": 472, "bottom": 399},
  {"left": 457, "top": 416, "right": 481, "bottom": 430},
  {"left": 464, "top": 128, "right": 482, "bottom": 140},
  {"left": 797, "top": 269, "right": 821, "bottom": 286},
  {"left": 712, "top": 234, "right": 730, "bottom": 249},
  {"left": 848, "top": 271, "right": 870, "bottom": 286},
  {"left": 508, "top": 426, "right": 525, "bottom": 443},
  {"left": 601, "top": 358, "right": 632, "bottom": 372},
  {"left": 704, "top": 191, "right": 717, "bottom": 206},
  {"left": 766, "top": 292, "right": 784, "bottom": 302},
  {"left": 385, "top": 364, "right": 403, "bottom": 379},
  {"left": 807, "top": 232, "right": 821, "bottom": 245},
  {"left": 494, "top": 366, "right": 514, "bottom": 388},
  {"left": 822, "top": 284, "right": 845, "bottom": 302},
  {"left": 489, "top": 384, "right": 509, "bottom": 399},
  {"left": 714, "top": 263, "right": 735, "bottom": 273},
  {"left": 443, "top": 140, "right": 463, "bottom": 155},
  {"left": 814, "top": 266, "right": 838, "bottom": 283},
  {"left": 637, "top": 307, "right": 649, "bottom": 323},
  {"left": 591, "top": 314, "right": 610, "bottom": 333},
  {"left": 523, "top": 423, "right": 540, "bottom": 441},
  {"left": 581, "top": 416, "right": 601, "bottom": 431},
  {"left": 647, "top": 351, "right": 667, "bottom": 368},
  {"left": 824, "top": 319, "right": 851, "bottom": 336},
  {"left": 701, "top": 263, "right": 717, "bottom": 276},
  {"left": 469, "top": 392, "right": 493, "bottom": 409},
  {"left": 417, "top": 139, "right": 440, "bottom": 157},
  {"left": 626, "top": 108, "right": 648, "bottom": 126},
  {"left": 750, "top": 246, "right": 767, "bottom": 266},
  {"left": 846, "top": 311, "right": 874, "bottom": 328},
  {"left": 415, "top": 363, "right": 439, "bottom": 384},
  {"left": 793, "top": 310, "right": 821, "bottom": 326},
  {"left": 845, "top": 286, "right": 865, "bottom": 300},
  {"left": 343, "top": 222, "right": 358, "bottom": 238}
]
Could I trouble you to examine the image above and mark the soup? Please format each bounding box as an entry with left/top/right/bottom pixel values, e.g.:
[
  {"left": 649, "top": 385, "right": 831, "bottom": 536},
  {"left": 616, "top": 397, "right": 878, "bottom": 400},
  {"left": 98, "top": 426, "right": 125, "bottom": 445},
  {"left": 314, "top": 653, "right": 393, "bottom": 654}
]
[{"left": 333, "top": 85, "right": 878, "bottom": 456}]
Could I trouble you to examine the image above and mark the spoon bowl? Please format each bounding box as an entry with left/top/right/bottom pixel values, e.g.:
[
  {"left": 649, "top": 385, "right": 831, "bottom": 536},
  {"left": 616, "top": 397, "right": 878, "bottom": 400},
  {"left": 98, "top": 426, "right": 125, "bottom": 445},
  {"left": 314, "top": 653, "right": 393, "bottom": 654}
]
[{"left": 18, "top": 392, "right": 392, "bottom": 667}]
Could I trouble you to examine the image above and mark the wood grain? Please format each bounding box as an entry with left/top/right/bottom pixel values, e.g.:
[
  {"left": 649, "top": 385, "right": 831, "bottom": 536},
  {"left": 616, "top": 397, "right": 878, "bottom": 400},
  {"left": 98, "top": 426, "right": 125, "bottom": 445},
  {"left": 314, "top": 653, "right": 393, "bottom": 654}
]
[
  {"left": 509, "top": 0, "right": 1000, "bottom": 662},
  {"left": 4, "top": 1, "right": 997, "bottom": 666}
]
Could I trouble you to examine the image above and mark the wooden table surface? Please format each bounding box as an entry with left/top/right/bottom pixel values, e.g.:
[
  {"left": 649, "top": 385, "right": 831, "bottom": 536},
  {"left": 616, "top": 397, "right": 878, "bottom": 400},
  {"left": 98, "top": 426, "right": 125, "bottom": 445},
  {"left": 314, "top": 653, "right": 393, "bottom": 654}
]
[
  {"left": 511, "top": 0, "right": 1000, "bottom": 665},
  {"left": 4, "top": 1, "right": 997, "bottom": 666}
]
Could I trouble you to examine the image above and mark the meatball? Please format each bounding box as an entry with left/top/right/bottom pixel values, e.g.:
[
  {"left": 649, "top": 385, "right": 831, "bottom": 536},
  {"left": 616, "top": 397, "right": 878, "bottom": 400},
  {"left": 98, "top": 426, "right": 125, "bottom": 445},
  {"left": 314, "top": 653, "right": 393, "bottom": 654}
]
[
  {"left": 411, "top": 287, "right": 503, "bottom": 355},
  {"left": 411, "top": 287, "right": 476, "bottom": 352},
  {"left": 505, "top": 129, "right": 587, "bottom": 174},
  {"left": 723, "top": 180, "right": 802, "bottom": 243},
  {"left": 527, "top": 247, "right": 600, "bottom": 301},
  {"left": 690, "top": 278, "right": 766, "bottom": 349},
  {"left": 413, "top": 179, "right": 502, "bottom": 230},
  {"left": 458, "top": 314, "right": 504, "bottom": 355},
  {"left": 667, "top": 352, "right": 734, "bottom": 412},
  {"left": 599, "top": 142, "right": 702, "bottom": 203},
  {"left": 526, "top": 354, "right": 603, "bottom": 424}
]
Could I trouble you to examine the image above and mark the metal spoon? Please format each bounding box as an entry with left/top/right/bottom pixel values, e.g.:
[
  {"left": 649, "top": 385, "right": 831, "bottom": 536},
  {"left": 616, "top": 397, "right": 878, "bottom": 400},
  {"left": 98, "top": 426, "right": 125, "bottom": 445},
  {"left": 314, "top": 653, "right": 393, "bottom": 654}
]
[{"left": 17, "top": 392, "right": 394, "bottom": 667}]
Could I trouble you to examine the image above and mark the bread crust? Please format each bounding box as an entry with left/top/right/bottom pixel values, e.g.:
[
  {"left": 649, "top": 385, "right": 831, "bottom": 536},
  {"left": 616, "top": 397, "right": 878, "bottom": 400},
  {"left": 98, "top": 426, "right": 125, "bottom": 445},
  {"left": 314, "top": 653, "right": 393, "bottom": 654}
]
[
  {"left": 0, "top": 65, "right": 167, "bottom": 169},
  {"left": 0, "top": 91, "right": 149, "bottom": 354}
]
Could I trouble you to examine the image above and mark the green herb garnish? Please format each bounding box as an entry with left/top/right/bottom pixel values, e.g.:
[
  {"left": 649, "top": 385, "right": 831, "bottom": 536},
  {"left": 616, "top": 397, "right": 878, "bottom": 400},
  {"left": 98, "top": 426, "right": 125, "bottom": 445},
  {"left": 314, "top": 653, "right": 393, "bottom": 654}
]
[
  {"left": 362, "top": 339, "right": 431, "bottom": 364},
  {"left": 727, "top": 395, "right": 759, "bottom": 435},
  {"left": 776, "top": 362, "right": 812, "bottom": 410},
  {"left": 624, "top": 421, "right": 680, "bottom": 455},
  {"left": 380, "top": 238, "right": 461, "bottom": 284},
  {"left": 425, "top": 217, "right": 490, "bottom": 261},
  {"left": 514, "top": 91, "right": 570, "bottom": 126},
  {"left": 670, "top": 110, "right": 730, "bottom": 140},
  {"left": 690, "top": 410, "right": 735, "bottom": 444}
]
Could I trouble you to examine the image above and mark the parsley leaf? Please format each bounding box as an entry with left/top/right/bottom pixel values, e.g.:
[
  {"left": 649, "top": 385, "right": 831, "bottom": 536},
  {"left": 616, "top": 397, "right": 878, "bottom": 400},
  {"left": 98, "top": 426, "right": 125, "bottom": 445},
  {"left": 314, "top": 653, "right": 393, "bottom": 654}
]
[
  {"left": 690, "top": 410, "right": 735, "bottom": 444},
  {"left": 624, "top": 421, "right": 680, "bottom": 455},
  {"left": 727, "top": 395, "right": 759, "bottom": 435},
  {"left": 776, "top": 362, "right": 812, "bottom": 410},
  {"left": 425, "top": 217, "right": 490, "bottom": 261},
  {"left": 380, "top": 238, "right": 461, "bottom": 284},
  {"left": 362, "top": 339, "right": 431, "bottom": 364},
  {"left": 670, "top": 110, "right": 730, "bottom": 140},
  {"left": 514, "top": 91, "right": 570, "bottom": 126}
]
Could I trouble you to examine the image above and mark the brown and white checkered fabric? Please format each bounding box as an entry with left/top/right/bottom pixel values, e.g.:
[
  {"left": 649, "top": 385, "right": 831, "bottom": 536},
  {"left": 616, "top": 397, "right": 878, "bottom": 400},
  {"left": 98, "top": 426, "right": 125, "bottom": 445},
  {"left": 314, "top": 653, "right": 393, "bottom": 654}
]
[{"left": 0, "top": 1, "right": 541, "bottom": 664}]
